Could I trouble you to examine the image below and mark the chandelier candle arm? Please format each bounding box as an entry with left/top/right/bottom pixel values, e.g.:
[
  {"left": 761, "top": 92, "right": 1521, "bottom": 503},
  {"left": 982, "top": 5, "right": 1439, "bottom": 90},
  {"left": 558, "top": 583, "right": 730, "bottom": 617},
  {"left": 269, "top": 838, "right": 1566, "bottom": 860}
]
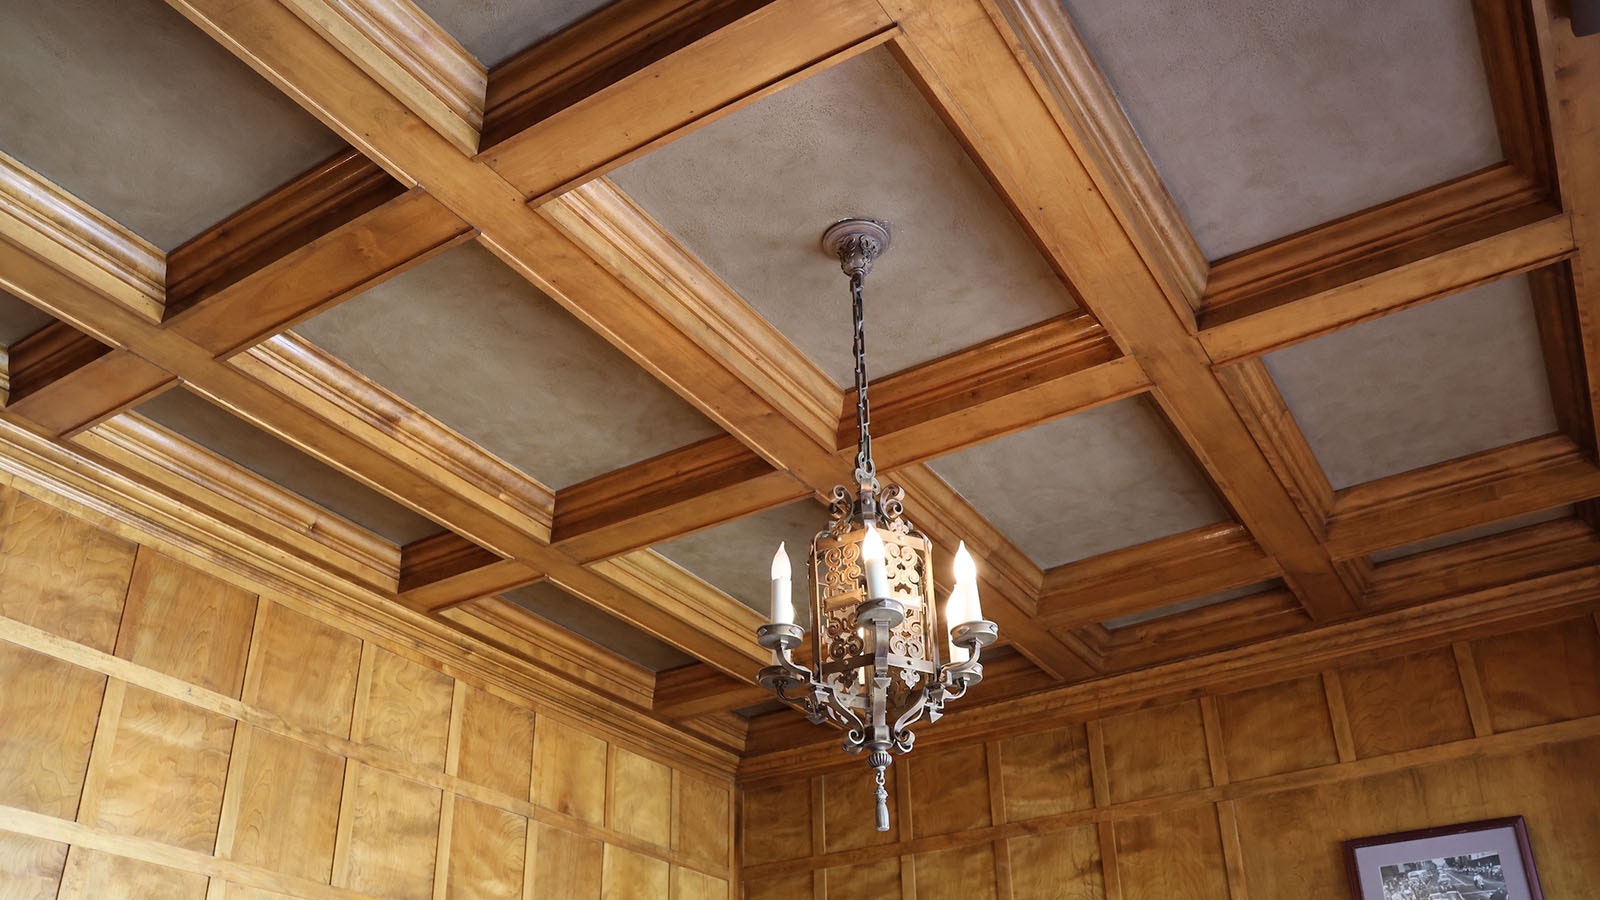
[{"left": 752, "top": 217, "right": 1000, "bottom": 834}]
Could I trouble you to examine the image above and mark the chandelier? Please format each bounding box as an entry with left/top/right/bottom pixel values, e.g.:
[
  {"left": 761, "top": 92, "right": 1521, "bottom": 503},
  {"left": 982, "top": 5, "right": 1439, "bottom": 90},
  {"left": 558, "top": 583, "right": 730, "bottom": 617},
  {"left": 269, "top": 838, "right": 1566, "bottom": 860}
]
[{"left": 757, "top": 218, "right": 998, "bottom": 832}]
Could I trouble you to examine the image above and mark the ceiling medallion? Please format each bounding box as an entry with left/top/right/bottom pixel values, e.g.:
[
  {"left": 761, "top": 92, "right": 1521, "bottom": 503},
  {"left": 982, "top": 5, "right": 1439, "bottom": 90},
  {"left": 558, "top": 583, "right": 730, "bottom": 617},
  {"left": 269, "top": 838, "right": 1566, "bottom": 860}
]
[{"left": 758, "top": 218, "right": 998, "bottom": 832}]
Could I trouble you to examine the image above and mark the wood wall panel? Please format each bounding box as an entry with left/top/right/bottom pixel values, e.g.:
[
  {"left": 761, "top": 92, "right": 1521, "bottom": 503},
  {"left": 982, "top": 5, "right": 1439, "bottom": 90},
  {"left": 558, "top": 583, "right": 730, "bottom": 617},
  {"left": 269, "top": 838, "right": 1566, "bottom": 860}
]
[
  {"left": 228, "top": 727, "right": 345, "bottom": 883},
  {"left": 57, "top": 848, "right": 209, "bottom": 899},
  {"left": 446, "top": 796, "right": 527, "bottom": 900},
  {"left": 915, "top": 844, "right": 998, "bottom": 900},
  {"left": 0, "top": 486, "right": 733, "bottom": 900},
  {"left": 246, "top": 602, "right": 361, "bottom": 738},
  {"left": 677, "top": 773, "right": 732, "bottom": 869},
  {"left": 1216, "top": 675, "right": 1339, "bottom": 781},
  {"left": 533, "top": 716, "right": 609, "bottom": 826},
  {"left": 0, "top": 490, "right": 133, "bottom": 653},
  {"left": 357, "top": 647, "right": 454, "bottom": 771},
  {"left": 1473, "top": 620, "right": 1600, "bottom": 730},
  {"left": 741, "top": 779, "right": 812, "bottom": 866},
  {"left": 1008, "top": 825, "right": 1103, "bottom": 900},
  {"left": 1114, "top": 806, "right": 1230, "bottom": 900},
  {"left": 1099, "top": 700, "right": 1212, "bottom": 803},
  {"left": 824, "top": 858, "right": 902, "bottom": 900},
  {"left": 0, "top": 643, "right": 104, "bottom": 818},
  {"left": 92, "top": 686, "right": 233, "bottom": 852},
  {"left": 910, "top": 744, "right": 992, "bottom": 838},
  {"left": 456, "top": 686, "right": 535, "bottom": 799},
  {"left": 115, "top": 548, "right": 256, "bottom": 697},
  {"left": 998, "top": 725, "right": 1094, "bottom": 821},
  {"left": 601, "top": 843, "right": 670, "bottom": 900},
  {"left": 1338, "top": 647, "right": 1474, "bottom": 757},
  {"left": 531, "top": 822, "right": 604, "bottom": 900},
  {"left": 741, "top": 616, "right": 1600, "bottom": 900},
  {"left": 609, "top": 746, "right": 672, "bottom": 847},
  {"left": 0, "top": 830, "right": 68, "bottom": 899},
  {"left": 336, "top": 764, "right": 443, "bottom": 900}
]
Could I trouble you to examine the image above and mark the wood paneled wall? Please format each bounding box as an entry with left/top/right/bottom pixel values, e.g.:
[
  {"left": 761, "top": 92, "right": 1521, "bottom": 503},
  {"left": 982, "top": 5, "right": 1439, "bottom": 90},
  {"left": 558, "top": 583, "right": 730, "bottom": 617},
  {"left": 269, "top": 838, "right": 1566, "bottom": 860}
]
[
  {"left": 740, "top": 614, "right": 1600, "bottom": 899},
  {"left": 0, "top": 483, "right": 735, "bottom": 899}
]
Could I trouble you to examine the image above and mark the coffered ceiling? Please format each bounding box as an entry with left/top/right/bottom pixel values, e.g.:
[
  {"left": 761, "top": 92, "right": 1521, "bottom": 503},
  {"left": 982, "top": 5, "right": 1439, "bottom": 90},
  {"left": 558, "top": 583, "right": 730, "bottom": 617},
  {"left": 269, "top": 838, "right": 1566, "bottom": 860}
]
[{"left": 1, "top": 0, "right": 1598, "bottom": 761}]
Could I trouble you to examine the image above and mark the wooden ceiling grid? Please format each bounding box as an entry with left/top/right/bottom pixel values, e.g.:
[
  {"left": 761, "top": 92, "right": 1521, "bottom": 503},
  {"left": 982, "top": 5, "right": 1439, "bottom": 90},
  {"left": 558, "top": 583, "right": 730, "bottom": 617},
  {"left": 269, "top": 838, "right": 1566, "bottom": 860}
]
[{"left": 0, "top": 0, "right": 1598, "bottom": 758}]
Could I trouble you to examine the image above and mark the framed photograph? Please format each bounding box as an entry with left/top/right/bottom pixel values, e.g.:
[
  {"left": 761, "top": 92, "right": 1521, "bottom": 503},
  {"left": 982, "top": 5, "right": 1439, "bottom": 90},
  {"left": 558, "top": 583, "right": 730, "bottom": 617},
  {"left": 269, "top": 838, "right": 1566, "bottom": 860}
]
[{"left": 1344, "top": 817, "right": 1543, "bottom": 900}]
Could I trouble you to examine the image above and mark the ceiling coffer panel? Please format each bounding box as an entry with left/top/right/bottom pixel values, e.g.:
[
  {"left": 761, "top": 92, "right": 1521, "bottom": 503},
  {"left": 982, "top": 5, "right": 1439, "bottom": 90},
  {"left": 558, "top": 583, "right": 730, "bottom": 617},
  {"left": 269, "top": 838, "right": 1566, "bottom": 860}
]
[
  {"left": 929, "top": 397, "right": 1230, "bottom": 568},
  {"left": 0, "top": 291, "right": 53, "bottom": 347},
  {"left": 135, "top": 387, "right": 439, "bottom": 545},
  {"left": 1264, "top": 275, "right": 1558, "bottom": 490},
  {"left": 0, "top": 0, "right": 345, "bottom": 250},
  {"left": 411, "top": 0, "right": 612, "bottom": 66},
  {"left": 654, "top": 500, "right": 828, "bottom": 621},
  {"left": 610, "top": 47, "right": 1078, "bottom": 387},
  {"left": 1062, "top": 0, "right": 1503, "bottom": 258},
  {"left": 293, "top": 241, "right": 723, "bottom": 490},
  {"left": 504, "top": 581, "right": 695, "bottom": 671}
]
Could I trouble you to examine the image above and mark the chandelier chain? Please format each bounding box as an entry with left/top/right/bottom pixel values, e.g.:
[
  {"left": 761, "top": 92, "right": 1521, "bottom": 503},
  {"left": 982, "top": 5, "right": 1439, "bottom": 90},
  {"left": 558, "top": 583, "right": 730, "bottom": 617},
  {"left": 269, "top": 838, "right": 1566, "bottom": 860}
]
[{"left": 851, "top": 270, "right": 876, "bottom": 485}]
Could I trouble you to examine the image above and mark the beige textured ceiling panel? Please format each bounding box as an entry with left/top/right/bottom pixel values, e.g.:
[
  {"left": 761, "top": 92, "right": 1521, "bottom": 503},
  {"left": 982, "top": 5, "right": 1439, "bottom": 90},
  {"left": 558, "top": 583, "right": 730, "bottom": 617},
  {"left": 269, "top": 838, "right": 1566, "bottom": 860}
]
[
  {"left": 294, "top": 241, "right": 722, "bottom": 490},
  {"left": 135, "top": 387, "right": 439, "bottom": 545},
  {"left": 611, "top": 47, "right": 1077, "bottom": 386},
  {"left": 412, "top": 0, "right": 610, "bottom": 66},
  {"left": 0, "top": 0, "right": 346, "bottom": 250},
  {"left": 654, "top": 500, "right": 829, "bottom": 621},
  {"left": 505, "top": 581, "right": 694, "bottom": 671},
  {"left": 1264, "top": 275, "right": 1558, "bottom": 490},
  {"left": 0, "top": 291, "right": 53, "bottom": 346},
  {"left": 1100, "top": 580, "right": 1276, "bottom": 630},
  {"left": 929, "top": 397, "right": 1230, "bottom": 567},
  {"left": 1062, "top": 0, "right": 1503, "bottom": 258}
]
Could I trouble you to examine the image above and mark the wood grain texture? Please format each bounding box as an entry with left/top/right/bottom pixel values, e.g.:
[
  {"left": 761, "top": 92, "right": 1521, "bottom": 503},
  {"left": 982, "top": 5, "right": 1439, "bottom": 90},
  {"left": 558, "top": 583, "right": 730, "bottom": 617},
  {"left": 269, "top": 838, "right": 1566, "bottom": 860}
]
[
  {"left": 1338, "top": 647, "right": 1475, "bottom": 758},
  {"left": 456, "top": 687, "right": 535, "bottom": 799},
  {"left": 999, "top": 725, "right": 1094, "bottom": 822},
  {"left": 227, "top": 728, "right": 345, "bottom": 883},
  {"left": 600, "top": 842, "right": 669, "bottom": 900},
  {"left": 824, "top": 858, "right": 903, "bottom": 900},
  {"left": 675, "top": 773, "right": 731, "bottom": 869},
  {"left": 670, "top": 865, "right": 727, "bottom": 900},
  {"left": 530, "top": 821, "right": 604, "bottom": 900},
  {"left": 246, "top": 601, "right": 361, "bottom": 738},
  {"left": 1472, "top": 617, "right": 1600, "bottom": 731},
  {"left": 532, "top": 716, "right": 608, "bottom": 826},
  {"left": 608, "top": 745, "right": 672, "bottom": 848},
  {"left": 0, "top": 486, "right": 134, "bottom": 652},
  {"left": 356, "top": 647, "right": 454, "bottom": 771},
  {"left": 92, "top": 686, "right": 233, "bottom": 852},
  {"left": 914, "top": 843, "right": 997, "bottom": 900},
  {"left": 0, "top": 829, "right": 68, "bottom": 899},
  {"left": 1098, "top": 701, "right": 1212, "bottom": 804},
  {"left": 444, "top": 797, "right": 525, "bottom": 900},
  {"left": 336, "top": 764, "right": 442, "bottom": 900},
  {"left": 909, "top": 744, "right": 991, "bottom": 839},
  {"left": 1009, "top": 824, "right": 1103, "bottom": 900},
  {"left": 1113, "top": 807, "right": 1230, "bottom": 900},
  {"left": 0, "top": 643, "right": 105, "bottom": 818},
  {"left": 821, "top": 767, "right": 898, "bottom": 852},
  {"left": 57, "top": 848, "right": 209, "bottom": 900},
  {"left": 742, "top": 779, "right": 811, "bottom": 867},
  {"left": 1215, "top": 676, "right": 1340, "bottom": 782},
  {"left": 115, "top": 548, "right": 257, "bottom": 697}
]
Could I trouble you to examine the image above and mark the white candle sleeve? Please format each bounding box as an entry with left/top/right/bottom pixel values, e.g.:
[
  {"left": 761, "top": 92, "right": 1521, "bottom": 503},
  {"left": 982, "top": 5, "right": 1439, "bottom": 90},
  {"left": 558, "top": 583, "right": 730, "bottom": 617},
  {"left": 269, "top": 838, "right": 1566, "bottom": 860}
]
[
  {"left": 770, "top": 543, "right": 793, "bottom": 625},
  {"left": 861, "top": 525, "right": 891, "bottom": 599}
]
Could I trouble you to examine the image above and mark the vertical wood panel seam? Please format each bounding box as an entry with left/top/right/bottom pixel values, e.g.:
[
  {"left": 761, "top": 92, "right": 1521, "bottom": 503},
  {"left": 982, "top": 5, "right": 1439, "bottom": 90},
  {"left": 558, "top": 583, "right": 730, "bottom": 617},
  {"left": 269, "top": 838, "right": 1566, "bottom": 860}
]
[
  {"left": 1321, "top": 671, "right": 1357, "bottom": 763},
  {"left": 1452, "top": 641, "right": 1495, "bottom": 738}
]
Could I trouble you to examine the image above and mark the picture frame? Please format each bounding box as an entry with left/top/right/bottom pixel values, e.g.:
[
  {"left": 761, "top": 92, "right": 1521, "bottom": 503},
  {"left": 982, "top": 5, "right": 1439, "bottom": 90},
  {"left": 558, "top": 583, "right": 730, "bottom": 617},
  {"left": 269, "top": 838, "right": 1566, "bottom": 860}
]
[{"left": 1344, "top": 817, "right": 1544, "bottom": 900}]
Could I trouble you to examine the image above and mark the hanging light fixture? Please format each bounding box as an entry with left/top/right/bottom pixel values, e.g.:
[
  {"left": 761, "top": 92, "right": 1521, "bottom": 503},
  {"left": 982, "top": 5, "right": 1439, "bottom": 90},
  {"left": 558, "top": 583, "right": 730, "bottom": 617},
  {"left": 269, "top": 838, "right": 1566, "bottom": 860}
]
[{"left": 757, "top": 218, "right": 998, "bottom": 832}]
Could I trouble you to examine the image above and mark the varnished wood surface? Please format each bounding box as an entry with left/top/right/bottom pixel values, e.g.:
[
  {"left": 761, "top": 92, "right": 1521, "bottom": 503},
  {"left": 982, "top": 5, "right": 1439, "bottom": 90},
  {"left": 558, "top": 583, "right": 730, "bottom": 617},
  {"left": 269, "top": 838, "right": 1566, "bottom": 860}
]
[{"left": 0, "top": 481, "right": 738, "bottom": 899}]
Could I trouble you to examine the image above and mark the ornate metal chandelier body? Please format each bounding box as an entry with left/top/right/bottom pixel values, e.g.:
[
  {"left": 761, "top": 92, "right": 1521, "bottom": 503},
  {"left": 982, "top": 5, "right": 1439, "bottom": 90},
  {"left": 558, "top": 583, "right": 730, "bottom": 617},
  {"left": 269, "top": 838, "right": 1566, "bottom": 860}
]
[{"left": 757, "top": 219, "right": 999, "bottom": 831}]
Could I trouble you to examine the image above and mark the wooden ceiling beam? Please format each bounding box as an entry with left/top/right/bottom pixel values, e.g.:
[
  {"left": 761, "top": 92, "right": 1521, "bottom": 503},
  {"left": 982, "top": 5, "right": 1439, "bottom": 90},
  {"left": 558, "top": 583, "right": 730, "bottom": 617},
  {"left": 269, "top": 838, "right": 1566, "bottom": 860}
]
[
  {"left": 886, "top": 0, "right": 1361, "bottom": 622},
  {"left": 1084, "top": 589, "right": 1312, "bottom": 673},
  {"left": 396, "top": 531, "right": 542, "bottom": 613},
  {"left": 1036, "top": 523, "right": 1281, "bottom": 629},
  {"left": 1325, "top": 433, "right": 1600, "bottom": 559},
  {"left": 653, "top": 663, "right": 771, "bottom": 721},
  {"left": 1366, "top": 516, "right": 1600, "bottom": 611}
]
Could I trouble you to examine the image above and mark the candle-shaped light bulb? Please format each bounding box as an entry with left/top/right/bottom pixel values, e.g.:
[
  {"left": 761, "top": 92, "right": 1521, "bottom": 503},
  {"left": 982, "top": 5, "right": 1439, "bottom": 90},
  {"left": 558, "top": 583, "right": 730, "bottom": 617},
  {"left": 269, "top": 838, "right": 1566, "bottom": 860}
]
[
  {"left": 861, "top": 524, "right": 891, "bottom": 600},
  {"left": 952, "top": 541, "right": 983, "bottom": 624},
  {"left": 769, "top": 543, "right": 793, "bottom": 626},
  {"left": 945, "top": 590, "right": 970, "bottom": 664}
]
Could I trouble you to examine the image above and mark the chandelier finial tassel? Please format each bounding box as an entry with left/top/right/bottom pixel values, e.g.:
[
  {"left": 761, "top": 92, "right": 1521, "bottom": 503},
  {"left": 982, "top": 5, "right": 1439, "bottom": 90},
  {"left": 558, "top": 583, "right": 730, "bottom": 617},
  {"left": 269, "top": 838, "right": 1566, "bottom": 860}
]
[{"left": 872, "top": 758, "right": 891, "bottom": 832}]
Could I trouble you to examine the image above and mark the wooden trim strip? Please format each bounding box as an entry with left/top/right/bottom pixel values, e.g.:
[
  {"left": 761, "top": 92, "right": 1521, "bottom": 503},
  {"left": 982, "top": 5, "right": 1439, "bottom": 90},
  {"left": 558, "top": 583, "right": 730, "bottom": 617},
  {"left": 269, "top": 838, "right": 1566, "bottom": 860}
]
[
  {"left": 653, "top": 664, "right": 769, "bottom": 720},
  {"left": 1365, "top": 517, "right": 1600, "bottom": 611},
  {"left": 1215, "top": 360, "right": 1334, "bottom": 532},
  {"left": 397, "top": 532, "right": 543, "bottom": 610},
  {"left": 1093, "top": 591, "right": 1312, "bottom": 672},
  {"left": 5, "top": 350, "right": 174, "bottom": 439},
  {"left": 5, "top": 321, "right": 112, "bottom": 403},
  {"left": 1036, "top": 523, "right": 1279, "bottom": 629},
  {"left": 0, "top": 149, "right": 165, "bottom": 324},
  {"left": 1326, "top": 434, "right": 1600, "bottom": 559}
]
